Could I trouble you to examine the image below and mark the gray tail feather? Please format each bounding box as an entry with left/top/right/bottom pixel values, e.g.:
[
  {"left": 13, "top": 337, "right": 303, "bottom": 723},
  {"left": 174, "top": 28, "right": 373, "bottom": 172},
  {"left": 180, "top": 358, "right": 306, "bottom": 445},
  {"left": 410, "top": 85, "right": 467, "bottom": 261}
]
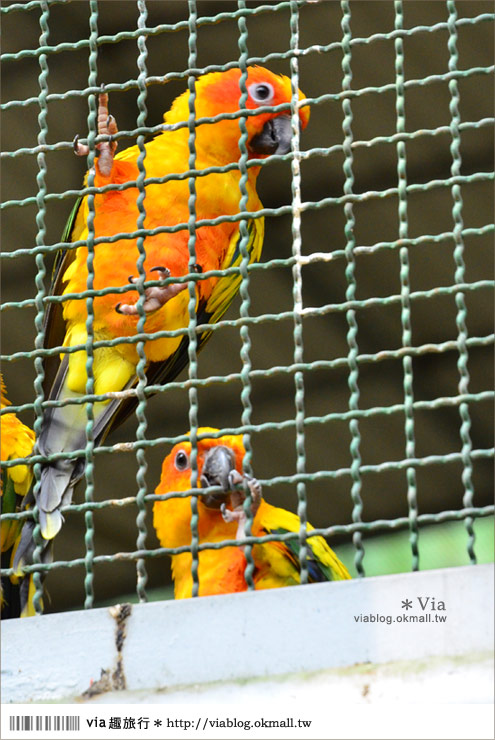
[
  {"left": 13, "top": 463, "right": 78, "bottom": 571},
  {"left": 16, "top": 352, "right": 135, "bottom": 605},
  {"left": 19, "top": 577, "right": 32, "bottom": 616},
  {"left": 16, "top": 528, "right": 54, "bottom": 616},
  {"left": 12, "top": 519, "right": 54, "bottom": 572},
  {"left": 37, "top": 462, "right": 77, "bottom": 539}
]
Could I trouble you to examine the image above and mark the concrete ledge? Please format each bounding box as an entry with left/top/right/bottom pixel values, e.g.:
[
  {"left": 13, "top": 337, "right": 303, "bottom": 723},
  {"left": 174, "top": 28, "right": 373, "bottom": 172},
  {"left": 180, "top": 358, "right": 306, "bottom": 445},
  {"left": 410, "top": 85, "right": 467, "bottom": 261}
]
[
  {"left": 2, "top": 563, "right": 493, "bottom": 703},
  {"left": 78, "top": 652, "right": 495, "bottom": 705}
]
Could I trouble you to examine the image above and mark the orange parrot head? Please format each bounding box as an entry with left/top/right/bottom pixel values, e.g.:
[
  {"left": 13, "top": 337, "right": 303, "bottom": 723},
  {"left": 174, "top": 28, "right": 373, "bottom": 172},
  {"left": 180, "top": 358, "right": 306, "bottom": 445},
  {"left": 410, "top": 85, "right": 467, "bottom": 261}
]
[
  {"left": 164, "top": 66, "right": 310, "bottom": 163},
  {"left": 156, "top": 427, "right": 246, "bottom": 508}
]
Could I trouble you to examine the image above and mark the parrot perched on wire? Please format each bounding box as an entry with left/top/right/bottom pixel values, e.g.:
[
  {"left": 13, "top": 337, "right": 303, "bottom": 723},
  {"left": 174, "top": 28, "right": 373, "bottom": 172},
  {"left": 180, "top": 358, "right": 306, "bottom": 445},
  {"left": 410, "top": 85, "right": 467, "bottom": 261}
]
[
  {"left": 13, "top": 67, "right": 310, "bottom": 579},
  {"left": 153, "top": 428, "right": 351, "bottom": 598},
  {"left": 0, "top": 376, "right": 37, "bottom": 617}
]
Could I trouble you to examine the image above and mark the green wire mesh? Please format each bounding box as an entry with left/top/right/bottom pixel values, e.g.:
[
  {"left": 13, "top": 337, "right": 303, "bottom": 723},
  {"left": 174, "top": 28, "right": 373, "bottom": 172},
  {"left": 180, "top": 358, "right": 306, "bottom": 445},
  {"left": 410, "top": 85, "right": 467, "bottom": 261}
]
[{"left": 1, "top": 0, "right": 494, "bottom": 615}]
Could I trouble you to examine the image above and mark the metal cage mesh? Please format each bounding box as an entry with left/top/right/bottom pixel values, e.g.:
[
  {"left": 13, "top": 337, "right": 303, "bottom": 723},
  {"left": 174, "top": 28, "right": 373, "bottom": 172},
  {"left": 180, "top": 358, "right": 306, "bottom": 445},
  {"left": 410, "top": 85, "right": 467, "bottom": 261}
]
[{"left": 1, "top": 0, "right": 494, "bottom": 616}]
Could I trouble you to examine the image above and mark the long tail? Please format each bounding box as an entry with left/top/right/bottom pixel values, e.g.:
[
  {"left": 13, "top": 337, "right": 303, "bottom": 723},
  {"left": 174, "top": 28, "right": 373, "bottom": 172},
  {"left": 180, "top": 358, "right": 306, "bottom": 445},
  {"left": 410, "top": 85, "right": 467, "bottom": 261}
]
[
  {"left": 1, "top": 549, "right": 21, "bottom": 618},
  {"left": 1, "top": 543, "right": 42, "bottom": 618},
  {"left": 13, "top": 357, "right": 129, "bottom": 586}
]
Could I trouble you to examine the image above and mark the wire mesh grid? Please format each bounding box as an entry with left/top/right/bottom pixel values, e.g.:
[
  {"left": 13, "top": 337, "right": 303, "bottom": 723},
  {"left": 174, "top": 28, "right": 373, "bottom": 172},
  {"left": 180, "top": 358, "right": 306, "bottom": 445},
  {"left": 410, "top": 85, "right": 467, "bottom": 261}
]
[{"left": 1, "top": 0, "right": 494, "bottom": 616}]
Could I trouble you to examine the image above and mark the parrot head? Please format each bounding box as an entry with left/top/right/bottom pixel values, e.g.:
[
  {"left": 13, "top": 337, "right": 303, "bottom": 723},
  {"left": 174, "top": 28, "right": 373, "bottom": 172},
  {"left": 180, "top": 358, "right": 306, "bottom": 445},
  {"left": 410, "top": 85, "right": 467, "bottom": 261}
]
[
  {"left": 164, "top": 66, "right": 310, "bottom": 162},
  {"left": 156, "top": 428, "right": 246, "bottom": 508}
]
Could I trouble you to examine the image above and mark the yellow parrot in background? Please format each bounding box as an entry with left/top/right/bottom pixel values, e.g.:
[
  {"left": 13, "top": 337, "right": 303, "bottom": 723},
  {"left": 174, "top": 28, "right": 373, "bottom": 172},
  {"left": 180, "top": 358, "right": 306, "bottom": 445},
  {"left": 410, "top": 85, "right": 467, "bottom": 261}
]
[
  {"left": 13, "top": 67, "right": 310, "bottom": 586},
  {"left": 153, "top": 429, "right": 351, "bottom": 599},
  {"left": 1, "top": 376, "right": 36, "bottom": 617}
]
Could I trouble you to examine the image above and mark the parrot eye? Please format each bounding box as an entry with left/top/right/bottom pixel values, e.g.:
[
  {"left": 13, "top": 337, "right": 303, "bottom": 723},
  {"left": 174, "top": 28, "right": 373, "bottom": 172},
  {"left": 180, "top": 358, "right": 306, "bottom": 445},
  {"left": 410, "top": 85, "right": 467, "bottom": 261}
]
[
  {"left": 174, "top": 450, "right": 189, "bottom": 471},
  {"left": 248, "top": 82, "right": 275, "bottom": 104}
]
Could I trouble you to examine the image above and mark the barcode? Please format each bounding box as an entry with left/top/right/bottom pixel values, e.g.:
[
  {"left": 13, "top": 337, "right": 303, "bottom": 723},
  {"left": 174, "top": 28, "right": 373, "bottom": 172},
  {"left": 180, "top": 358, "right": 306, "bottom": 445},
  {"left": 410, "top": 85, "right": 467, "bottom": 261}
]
[{"left": 9, "top": 716, "right": 80, "bottom": 732}]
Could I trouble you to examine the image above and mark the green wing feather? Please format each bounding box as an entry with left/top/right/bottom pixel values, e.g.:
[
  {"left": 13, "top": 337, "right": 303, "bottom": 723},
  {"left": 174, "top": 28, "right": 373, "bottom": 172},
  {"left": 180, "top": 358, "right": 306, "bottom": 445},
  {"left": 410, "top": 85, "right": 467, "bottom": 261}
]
[
  {"left": 268, "top": 526, "right": 351, "bottom": 583},
  {"left": 42, "top": 196, "right": 83, "bottom": 396},
  {"left": 1, "top": 473, "right": 22, "bottom": 553}
]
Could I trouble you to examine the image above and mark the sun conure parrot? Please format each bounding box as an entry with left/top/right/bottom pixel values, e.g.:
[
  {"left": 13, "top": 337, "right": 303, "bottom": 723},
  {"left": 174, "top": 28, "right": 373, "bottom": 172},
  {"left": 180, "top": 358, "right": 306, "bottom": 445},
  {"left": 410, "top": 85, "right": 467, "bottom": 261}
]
[
  {"left": 153, "top": 428, "right": 351, "bottom": 598},
  {"left": 0, "top": 376, "right": 37, "bottom": 617},
  {"left": 13, "top": 67, "right": 310, "bottom": 578}
]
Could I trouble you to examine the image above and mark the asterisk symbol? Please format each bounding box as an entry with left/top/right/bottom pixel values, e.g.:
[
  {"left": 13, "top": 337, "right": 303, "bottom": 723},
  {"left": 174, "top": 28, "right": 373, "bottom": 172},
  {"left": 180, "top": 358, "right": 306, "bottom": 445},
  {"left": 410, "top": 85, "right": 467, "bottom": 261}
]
[
  {"left": 154, "top": 720, "right": 162, "bottom": 727},
  {"left": 401, "top": 598, "right": 413, "bottom": 610}
]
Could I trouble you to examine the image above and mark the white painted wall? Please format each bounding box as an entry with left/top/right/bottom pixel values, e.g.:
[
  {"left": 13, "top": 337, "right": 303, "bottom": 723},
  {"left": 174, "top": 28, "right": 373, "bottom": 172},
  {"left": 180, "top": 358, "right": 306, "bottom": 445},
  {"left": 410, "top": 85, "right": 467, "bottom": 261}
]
[{"left": 2, "top": 563, "right": 493, "bottom": 704}]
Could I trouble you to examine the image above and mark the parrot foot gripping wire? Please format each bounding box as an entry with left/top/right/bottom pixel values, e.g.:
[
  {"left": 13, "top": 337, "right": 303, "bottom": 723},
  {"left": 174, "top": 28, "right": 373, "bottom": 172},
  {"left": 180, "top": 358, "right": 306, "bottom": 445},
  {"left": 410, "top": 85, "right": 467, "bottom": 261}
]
[
  {"left": 115, "top": 264, "right": 202, "bottom": 315},
  {"left": 73, "top": 87, "right": 118, "bottom": 177},
  {"left": 221, "top": 469, "right": 262, "bottom": 542}
]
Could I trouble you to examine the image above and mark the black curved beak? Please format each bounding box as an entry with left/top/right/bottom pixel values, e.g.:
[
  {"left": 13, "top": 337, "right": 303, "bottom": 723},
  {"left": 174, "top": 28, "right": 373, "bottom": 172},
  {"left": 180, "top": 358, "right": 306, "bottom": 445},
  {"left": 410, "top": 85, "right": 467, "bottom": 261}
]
[
  {"left": 248, "top": 114, "right": 293, "bottom": 156},
  {"left": 200, "top": 445, "right": 236, "bottom": 508}
]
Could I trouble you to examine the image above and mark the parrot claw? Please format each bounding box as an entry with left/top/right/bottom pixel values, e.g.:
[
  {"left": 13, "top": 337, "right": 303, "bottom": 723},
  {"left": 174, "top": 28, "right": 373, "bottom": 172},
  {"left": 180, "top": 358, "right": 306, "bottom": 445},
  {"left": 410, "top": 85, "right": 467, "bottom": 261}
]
[
  {"left": 73, "top": 134, "right": 86, "bottom": 156},
  {"left": 150, "top": 264, "right": 202, "bottom": 275},
  {"left": 73, "top": 134, "right": 89, "bottom": 157},
  {"left": 115, "top": 267, "right": 187, "bottom": 316},
  {"left": 73, "top": 91, "right": 118, "bottom": 176},
  {"left": 228, "top": 469, "right": 244, "bottom": 489},
  {"left": 243, "top": 473, "right": 262, "bottom": 508},
  {"left": 222, "top": 471, "right": 262, "bottom": 541},
  {"left": 220, "top": 502, "right": 235, "bottom": 524},
  {"left": 95, "top": 92, "right": 118, "bottom": 177},
  {"left": 228, "top": 469, "right": 262, "bottom": 509}
]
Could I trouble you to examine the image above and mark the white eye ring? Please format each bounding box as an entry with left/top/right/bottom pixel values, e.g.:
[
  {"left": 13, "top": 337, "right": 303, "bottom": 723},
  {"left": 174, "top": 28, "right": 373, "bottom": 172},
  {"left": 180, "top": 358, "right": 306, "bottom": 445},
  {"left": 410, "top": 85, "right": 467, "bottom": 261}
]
[
  {"left": 248, "top": 82, "right": 275, "bottom": 104},
  {"left": 174, "top": 450, "right": 189, "bottom": 471}
]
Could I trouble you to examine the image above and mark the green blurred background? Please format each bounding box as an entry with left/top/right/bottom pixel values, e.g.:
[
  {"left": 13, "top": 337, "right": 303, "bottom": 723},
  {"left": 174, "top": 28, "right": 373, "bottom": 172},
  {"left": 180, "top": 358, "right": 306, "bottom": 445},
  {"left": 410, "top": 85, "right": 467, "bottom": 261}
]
[{"left": 1, "top": 0, "right": 493, "bottom": 612}]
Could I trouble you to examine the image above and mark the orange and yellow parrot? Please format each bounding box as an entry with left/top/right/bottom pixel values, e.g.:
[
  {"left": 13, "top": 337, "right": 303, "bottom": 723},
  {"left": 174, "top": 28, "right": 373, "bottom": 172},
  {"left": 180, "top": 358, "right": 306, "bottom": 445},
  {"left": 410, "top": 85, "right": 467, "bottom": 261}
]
[
  {"left": 1, "top": 377, "right": 36, "bottom": 617},
  {"left": 153, "top": 429, "right": 350, "bottom": 598},
  {"left": 14, "top": 67, "right": 309, "bottom": 575}
]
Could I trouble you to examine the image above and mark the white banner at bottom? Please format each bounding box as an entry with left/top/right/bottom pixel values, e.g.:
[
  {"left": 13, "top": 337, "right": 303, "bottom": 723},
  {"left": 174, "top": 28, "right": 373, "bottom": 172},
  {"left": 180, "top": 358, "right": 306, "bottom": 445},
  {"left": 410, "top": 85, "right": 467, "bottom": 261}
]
[{"left": 2, "top": 703, "right": 495, "bottom": 740}]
